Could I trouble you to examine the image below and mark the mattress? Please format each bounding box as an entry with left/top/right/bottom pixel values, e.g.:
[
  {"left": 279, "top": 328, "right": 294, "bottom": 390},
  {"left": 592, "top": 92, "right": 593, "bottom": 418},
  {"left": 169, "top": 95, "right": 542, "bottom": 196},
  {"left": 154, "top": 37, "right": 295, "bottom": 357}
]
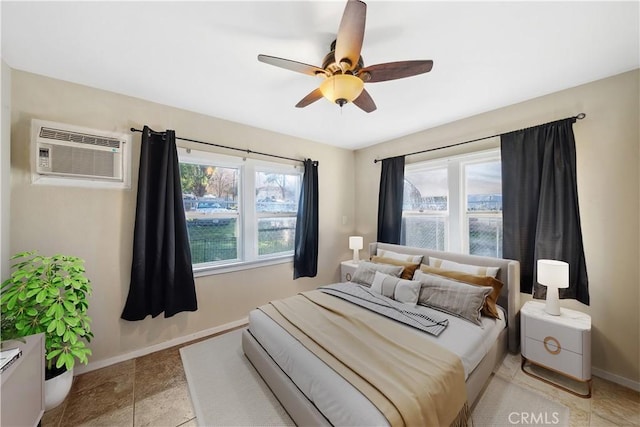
[{"left": 248, "top": 297, "right": 506, "bottom": 426}]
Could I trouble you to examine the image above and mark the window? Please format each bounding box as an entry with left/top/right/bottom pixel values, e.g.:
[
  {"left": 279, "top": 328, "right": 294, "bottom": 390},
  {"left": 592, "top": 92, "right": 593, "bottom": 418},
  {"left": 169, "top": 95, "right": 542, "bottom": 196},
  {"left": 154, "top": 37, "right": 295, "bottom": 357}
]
[
  {"left": 178, "top": 148, "right": 301, "bottom": 274},
  {"left": 401, "top": 149, "right": 502, "bottom": 257}
]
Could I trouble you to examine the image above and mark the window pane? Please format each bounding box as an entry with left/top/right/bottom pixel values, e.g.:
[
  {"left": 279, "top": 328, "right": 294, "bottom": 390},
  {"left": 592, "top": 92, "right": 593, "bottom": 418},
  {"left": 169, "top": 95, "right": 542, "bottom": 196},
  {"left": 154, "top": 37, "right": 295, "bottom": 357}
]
[
  {"left": 180, "top": 162, "right": 240, "bottom": 264},
  {"left": 258, "top": 217, "right": 296, "bottom": 255},
  {"left": 468, "top": 217, "right": 503, "bottom": 258},
  {"left": 256, "top": 172, "right": 300, "bottom": 213},
  {"left": 465, "top": 160, "right": 502, "bottom": 258},
  {"left": 187, "top": 218, "right": 238, "bottom": 263},
  {"left": 402, "top": 166, "right": 448, "bottom": 250},
  {"left": 180, "top": 163, "right": 239, "bottom": 211},
  {"left": 403, "top": 167, "right": 448, "bottom": 212},
  {"left": 256, "top": 171, "right": 300, "bottom": 257},
  {"left": 465, "top": 161, "right": 502, "bottom": 212},
  {"left": 402, "top": 216, "right": 446, "bottom": 250}
]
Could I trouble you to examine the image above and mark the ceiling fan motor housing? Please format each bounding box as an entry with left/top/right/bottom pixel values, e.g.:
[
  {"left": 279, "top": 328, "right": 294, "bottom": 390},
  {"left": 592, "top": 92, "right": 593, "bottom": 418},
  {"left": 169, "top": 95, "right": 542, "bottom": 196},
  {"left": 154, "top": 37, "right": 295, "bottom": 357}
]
[{"left": 321, "top": 46, "right": 365, "bottom": 77}]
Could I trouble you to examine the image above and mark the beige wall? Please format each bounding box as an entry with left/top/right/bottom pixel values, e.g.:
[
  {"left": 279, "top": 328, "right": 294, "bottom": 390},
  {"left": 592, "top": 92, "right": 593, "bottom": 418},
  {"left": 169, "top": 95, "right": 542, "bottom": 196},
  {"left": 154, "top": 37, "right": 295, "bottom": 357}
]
[
  {"left": 9, "top": 70, "right": 356, "bottom": 368},
  {"left": 1, "top": 61, "right": 11, "bottom": 279},
  {"left": 354, "top": 70, "right": 640, "bottom": 385}
]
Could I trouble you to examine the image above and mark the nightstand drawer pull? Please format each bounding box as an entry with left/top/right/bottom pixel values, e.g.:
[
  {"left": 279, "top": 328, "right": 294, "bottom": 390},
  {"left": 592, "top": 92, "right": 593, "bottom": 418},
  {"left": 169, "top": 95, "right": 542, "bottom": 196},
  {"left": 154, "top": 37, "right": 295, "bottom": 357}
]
[
  {"left": 523, "top": 315, "right": 585, "bottom": 354},
  {"left": 544, "top": 336, "right": 561, "bottom": 354},
  {"left": 345, "top": 272, "right": 352, "bottom": 281}
]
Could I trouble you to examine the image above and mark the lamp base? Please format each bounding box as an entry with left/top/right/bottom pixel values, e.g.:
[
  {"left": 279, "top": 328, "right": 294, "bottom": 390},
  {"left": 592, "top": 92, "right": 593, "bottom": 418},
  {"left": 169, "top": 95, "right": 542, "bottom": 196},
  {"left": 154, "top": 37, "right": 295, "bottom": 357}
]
[
  {"left": 545, "top": 286, "right": 561, "bottom": 316},
  {"left": 352, "top": 249, "right": 360, "bottom": 263}
]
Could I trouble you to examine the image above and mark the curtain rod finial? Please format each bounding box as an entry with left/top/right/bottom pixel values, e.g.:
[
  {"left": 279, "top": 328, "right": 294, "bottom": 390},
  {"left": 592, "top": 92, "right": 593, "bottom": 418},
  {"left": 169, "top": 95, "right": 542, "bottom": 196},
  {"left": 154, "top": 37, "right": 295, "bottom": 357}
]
[{"left": 576, "top": 113, "right": 586, "bottom": 120}]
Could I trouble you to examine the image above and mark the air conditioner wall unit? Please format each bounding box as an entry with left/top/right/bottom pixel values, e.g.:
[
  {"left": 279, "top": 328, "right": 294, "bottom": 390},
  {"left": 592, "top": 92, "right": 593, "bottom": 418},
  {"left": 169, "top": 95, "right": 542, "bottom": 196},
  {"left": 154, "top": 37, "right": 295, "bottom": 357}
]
[{"left": 31, "top": 119, "right": 132, "bottom": 189}]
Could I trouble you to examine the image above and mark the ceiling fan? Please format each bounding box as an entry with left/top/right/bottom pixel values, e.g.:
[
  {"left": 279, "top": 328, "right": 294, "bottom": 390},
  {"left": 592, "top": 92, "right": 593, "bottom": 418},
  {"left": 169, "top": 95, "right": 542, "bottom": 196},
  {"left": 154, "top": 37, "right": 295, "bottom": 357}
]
[{"left": 257, "top": 0, "right": 434, "bottom": 113}]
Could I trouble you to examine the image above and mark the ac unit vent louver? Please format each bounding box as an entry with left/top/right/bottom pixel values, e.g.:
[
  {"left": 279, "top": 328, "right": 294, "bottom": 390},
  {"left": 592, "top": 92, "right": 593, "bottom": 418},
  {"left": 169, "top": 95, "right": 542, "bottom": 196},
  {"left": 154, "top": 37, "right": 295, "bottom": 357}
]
[{"left": 40, "top": 127, "right": 121, "bottom": 149}]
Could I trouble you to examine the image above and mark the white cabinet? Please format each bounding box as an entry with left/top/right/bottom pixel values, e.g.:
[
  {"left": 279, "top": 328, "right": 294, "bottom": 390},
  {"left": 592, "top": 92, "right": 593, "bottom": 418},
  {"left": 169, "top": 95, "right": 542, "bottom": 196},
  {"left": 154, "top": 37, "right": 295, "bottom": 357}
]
[
  {"left": 340, "top": 260, "right": 359, "bottom": 282},
  {"left": 1, "top": 333, "right": 45, "bottom": 426},
  {"left": 521, "top": 301, "right": 591, "bottom": 397}
]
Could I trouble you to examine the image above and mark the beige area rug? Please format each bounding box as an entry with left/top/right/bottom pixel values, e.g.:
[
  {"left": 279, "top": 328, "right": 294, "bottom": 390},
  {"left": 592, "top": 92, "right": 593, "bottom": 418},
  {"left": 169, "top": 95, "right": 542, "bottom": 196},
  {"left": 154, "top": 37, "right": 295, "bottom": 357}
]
[
  {"left": 181, "top": 329, "right": 569, "bottom": 426},
  {"left": 180, "top": 329, "right": 294, "bottom": 426},
  {"left": 472, "top": 375, "right": 570, "bottom": 427}
]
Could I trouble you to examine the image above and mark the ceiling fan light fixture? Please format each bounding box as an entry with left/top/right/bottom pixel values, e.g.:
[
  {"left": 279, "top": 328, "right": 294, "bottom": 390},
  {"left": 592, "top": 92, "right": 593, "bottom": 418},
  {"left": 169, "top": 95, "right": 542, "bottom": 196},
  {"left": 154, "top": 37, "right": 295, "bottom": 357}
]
[{"left": 319, "top": 74, "right": 364, "bottom": 106}]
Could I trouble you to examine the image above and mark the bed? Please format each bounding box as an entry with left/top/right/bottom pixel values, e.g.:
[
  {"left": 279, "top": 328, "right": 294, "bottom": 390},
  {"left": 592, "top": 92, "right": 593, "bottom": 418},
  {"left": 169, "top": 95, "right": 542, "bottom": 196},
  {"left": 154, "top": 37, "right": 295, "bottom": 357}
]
[{"left": 243, "top": 242, "right": 520, "bottom": 426}]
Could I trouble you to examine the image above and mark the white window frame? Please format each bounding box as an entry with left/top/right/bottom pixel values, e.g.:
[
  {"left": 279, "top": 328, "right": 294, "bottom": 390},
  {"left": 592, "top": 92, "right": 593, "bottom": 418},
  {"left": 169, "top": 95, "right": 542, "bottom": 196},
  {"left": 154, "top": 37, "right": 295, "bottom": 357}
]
[
  {"left": 403, "top": 148, "right": 501, "bottom": 254},
  {"left": 177, "top": 146, "right": 302, "bottom": 276}
]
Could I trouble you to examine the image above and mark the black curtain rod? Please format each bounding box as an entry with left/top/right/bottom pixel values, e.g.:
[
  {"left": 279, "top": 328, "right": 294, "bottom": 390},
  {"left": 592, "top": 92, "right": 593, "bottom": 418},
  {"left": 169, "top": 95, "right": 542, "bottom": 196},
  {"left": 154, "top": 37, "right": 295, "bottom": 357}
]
[
  {"left": 130, "top": 128, "right": 305, "bottom": 164},
  {"left": 373, "top": 113, "right": 586, "bottom": 164}
]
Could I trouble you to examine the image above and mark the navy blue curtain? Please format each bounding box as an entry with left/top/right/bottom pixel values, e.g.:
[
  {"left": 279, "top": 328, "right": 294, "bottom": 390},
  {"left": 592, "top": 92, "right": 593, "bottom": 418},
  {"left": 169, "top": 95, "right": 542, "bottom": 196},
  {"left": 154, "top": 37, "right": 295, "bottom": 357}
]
[
  {"left": 377, "top": 156, "right": 405, "bottom": 244},
  {"left": 122, "top": 126, "right": 198, "bottom": 320},
  {"left": 294, "top": 159, "right": 319, "bottom": 279},
  {"left": 501, "top": 118, "right": 589, "bottom": 305}
]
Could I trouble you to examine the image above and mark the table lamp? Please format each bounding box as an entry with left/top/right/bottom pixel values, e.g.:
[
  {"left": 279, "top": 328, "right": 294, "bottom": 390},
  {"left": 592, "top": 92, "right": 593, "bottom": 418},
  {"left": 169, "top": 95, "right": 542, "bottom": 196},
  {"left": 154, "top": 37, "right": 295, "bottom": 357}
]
[
  {"left": 537, "top": 259, "right": 569, "bottom": 316},
  {"left": 349, "top": 236, "right": 363, "bottom": 263}
]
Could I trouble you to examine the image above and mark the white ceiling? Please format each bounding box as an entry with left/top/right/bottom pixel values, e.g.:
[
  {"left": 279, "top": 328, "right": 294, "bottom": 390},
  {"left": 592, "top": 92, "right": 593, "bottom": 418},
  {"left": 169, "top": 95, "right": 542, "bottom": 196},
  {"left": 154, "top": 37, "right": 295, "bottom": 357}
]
[{"left": 2, "top": 1, "right": 638, "bottom": 150}]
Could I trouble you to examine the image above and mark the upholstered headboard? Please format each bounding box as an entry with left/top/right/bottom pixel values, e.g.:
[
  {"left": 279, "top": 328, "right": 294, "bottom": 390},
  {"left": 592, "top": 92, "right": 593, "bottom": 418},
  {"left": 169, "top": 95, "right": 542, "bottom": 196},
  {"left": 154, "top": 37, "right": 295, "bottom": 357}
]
[{"left": 369, "top": 242, "right": 521, "bottom": 353}]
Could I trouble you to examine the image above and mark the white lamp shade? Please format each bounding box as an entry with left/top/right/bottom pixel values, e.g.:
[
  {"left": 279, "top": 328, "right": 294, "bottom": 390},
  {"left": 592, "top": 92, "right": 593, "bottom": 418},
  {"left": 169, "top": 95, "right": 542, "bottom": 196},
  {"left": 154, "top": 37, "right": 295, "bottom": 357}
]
[
  {"left": 349, "top": 236, "right": 363, "bottom": 263},
  {"left": 349, "top": 236, "right": 363, "bottom": 250},
  {"left": 537, "top": 259, "right": 569, "bottom": 289},
  {"left": 537, "top": 259, "right": 569, "bottom": 316}
]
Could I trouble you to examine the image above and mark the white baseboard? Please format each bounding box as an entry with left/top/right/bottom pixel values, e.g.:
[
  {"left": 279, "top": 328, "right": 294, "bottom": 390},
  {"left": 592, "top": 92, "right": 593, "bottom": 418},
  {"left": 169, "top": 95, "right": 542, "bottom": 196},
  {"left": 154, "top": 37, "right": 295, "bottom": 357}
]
[
  {"left": 74, "top": 317, "right": 248, "bottom": 376},
  {"left": 592, "top": 367, "right": 640, "bottom": 392}
]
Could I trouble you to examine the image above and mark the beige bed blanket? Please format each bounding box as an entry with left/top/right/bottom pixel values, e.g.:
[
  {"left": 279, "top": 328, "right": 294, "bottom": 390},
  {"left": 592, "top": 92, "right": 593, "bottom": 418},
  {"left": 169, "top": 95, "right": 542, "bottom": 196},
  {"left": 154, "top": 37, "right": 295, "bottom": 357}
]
[{"left": 259, "top": 290, "right": 469, "bottom": 427}]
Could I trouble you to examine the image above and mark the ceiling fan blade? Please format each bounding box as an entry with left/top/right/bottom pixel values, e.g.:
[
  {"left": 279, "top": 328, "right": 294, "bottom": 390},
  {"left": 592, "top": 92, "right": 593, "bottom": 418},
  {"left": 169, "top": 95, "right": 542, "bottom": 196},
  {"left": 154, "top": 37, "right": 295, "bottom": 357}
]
[
  {"left": 258, "top": 54, "right": 327, "bottom": 77},
  {"left": 335, "top": 0, "right": 366, "bottom": 71},
  {"left": 359, "top": 60, "right": 434, "bottom": 83},
  {"left": 352, "top": 89, "right": 376, "bottom": 113},
  {"left": 295, "top": 88, "right": 324, "bottom": 108}
]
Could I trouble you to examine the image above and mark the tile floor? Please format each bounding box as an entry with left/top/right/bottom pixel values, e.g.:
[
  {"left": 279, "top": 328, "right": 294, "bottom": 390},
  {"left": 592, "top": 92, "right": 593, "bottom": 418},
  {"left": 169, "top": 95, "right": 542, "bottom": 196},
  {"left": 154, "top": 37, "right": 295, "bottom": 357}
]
[{"left": 42, "top": 329, "right": 639, "bottom": 427}]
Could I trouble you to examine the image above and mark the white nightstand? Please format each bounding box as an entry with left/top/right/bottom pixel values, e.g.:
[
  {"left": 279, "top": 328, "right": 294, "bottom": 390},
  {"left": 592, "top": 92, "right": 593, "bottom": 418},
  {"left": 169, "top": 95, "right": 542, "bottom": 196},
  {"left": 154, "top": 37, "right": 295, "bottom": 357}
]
[
  {"left": 340, "top": 260, "right": 360, "bottom": 282},
  {"left": 521, "top": 300, "right": 592, "bottom": 397}
]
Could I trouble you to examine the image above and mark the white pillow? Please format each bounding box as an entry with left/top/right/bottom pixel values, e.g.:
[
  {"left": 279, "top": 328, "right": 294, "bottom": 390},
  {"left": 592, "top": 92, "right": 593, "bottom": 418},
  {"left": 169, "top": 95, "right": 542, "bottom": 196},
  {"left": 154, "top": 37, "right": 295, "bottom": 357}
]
[
  {"left": 429, "top": 257, "right": 500, "bottom": 278},
  {"left": 377, "top": 249, "right": 423, "bottom": 264},
  {"left": 370, "top": 271, "right": 421, "bottom": 305}
]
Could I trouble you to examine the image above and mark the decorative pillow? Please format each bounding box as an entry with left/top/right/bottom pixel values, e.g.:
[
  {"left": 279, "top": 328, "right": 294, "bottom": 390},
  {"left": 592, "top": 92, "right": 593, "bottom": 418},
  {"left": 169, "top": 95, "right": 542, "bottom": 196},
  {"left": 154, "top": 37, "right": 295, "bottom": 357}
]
[
  {"left": 418, "top": 265, "right": 504, "bottom": 319},
  {"left": 376, "top": 249, "right": 423, "bottom": 264},
  {"left": 370, "top": 271, "right": 421, "bottom": 305},
  {"left": 371, "top": 256, "right": 420, "bottom": 280},
  {"left": 351, "top": 261, "right": 403, "bottom": 286},
  {"left": 413, "top": 270, "right": 493, "bottom": 326},
  {"left": 428, "top": 257, "right": 500, "bottom": 278}
]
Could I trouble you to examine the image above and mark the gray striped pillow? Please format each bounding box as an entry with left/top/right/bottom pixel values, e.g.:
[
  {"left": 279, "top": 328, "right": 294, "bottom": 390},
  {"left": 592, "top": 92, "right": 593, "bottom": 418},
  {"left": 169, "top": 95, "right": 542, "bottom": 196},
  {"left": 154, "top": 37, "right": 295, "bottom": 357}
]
[
  {"left": 351, "top": 261, "right": 403, "bottom": 286},
  {"left": 370, "top": 272, "right": 421, "bottom": 304},
  {"left": 414, "top": 270, "right": 492, "bottom": 325}
]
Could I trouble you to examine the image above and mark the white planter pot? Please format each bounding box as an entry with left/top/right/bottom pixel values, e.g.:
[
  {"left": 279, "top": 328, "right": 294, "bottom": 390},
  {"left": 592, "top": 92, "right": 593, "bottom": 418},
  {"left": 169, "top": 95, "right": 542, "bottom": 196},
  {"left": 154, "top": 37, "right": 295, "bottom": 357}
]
[{"left": 44, "top": 368, "right": 74, "bottom": 411}]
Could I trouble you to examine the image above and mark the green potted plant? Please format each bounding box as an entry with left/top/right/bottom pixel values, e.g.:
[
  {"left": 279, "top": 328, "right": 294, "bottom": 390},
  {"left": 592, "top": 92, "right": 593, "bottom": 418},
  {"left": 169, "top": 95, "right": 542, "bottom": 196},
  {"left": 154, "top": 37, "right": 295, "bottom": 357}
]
[{"left": 1, "top": 251, "right": 93, "bottom": 410}]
